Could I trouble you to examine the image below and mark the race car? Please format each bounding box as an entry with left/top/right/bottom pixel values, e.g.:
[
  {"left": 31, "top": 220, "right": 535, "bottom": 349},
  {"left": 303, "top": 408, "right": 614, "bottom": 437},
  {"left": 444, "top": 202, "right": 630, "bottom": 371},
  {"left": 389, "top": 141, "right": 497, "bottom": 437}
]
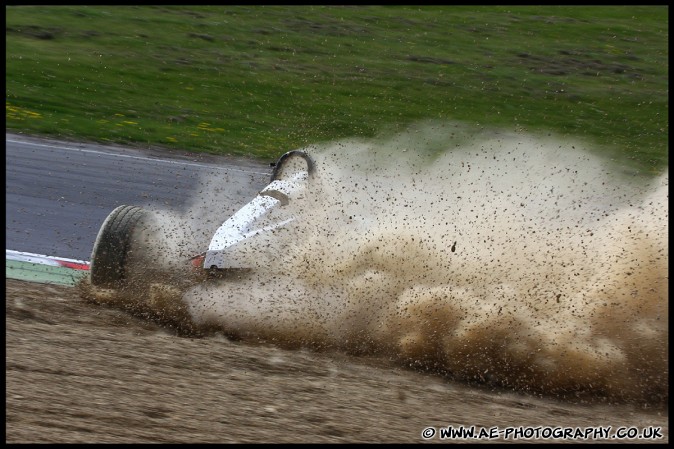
[{"left": 88, "top": 150, "right": 315, "bottom": 295}]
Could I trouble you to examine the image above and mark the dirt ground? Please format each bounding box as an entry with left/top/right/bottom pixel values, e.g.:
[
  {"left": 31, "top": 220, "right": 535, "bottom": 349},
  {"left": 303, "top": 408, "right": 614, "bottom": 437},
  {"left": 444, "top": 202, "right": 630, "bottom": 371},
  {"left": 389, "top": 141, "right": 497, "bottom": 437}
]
[{"left": 5, "top": 278, "right": 668, "bottom": 444}]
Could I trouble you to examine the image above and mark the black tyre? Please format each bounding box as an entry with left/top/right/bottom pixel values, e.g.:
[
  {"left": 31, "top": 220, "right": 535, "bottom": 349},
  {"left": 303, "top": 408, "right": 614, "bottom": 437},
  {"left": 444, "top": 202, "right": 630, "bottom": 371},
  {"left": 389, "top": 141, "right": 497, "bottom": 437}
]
[
  {"left": 270, "top": 150, "right": 315, "bottom": 183},
  {"left": 89, "top": 205, "right": 149, "bottom": 288}
]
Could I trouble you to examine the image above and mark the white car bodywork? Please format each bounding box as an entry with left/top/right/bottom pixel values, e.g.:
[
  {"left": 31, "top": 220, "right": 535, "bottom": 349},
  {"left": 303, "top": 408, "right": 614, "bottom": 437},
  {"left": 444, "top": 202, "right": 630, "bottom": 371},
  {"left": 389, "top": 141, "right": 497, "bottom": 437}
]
[
  {"left": 203, "top": 170, "right": 309, "bottom": 269},
  {"left": 179, "top": 149, "right": 316, "bottom": 272}
]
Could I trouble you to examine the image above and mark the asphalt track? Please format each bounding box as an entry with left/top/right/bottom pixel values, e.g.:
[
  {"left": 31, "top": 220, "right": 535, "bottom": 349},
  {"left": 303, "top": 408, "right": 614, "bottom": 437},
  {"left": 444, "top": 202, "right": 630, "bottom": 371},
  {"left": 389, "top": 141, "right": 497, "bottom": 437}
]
[{"left": 5, "top": 132, "right": 270, "bottom": 261}]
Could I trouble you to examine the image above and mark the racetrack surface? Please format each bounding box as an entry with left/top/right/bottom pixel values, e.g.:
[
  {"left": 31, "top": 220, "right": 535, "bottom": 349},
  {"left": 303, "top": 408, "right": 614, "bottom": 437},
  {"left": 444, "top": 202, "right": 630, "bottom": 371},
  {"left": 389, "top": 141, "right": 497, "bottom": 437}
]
[
  {"left": 5, "top": 132, "right": 269, "bottom": 261},
  {"left": 6, "top": 279, "right": 668, "bottom": 444}
]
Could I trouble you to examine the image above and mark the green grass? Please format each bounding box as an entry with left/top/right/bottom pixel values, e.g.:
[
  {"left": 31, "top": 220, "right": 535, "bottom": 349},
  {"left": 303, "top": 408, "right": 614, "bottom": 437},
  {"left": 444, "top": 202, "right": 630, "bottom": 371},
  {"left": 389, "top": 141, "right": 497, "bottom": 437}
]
[{"left": 5, "top": 5, "right": 669, "bottom": 173}]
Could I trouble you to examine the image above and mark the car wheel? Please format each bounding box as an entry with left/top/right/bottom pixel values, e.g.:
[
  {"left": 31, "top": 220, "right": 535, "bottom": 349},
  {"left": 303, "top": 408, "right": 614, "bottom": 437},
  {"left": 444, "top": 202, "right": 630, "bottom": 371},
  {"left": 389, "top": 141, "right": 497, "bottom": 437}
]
[{"left": 89, "top": 205, "right": 149, "bottom": 288}]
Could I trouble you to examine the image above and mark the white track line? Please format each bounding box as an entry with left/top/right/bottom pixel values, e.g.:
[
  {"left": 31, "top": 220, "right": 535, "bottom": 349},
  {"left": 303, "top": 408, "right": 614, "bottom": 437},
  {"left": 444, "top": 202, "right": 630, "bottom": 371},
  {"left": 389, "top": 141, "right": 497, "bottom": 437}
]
[
  {"left": 6, "top": 249, "right": 90, "bottom": 269},
  {"left": 6, "top": 138, "right": 271, "bottom": 176}
]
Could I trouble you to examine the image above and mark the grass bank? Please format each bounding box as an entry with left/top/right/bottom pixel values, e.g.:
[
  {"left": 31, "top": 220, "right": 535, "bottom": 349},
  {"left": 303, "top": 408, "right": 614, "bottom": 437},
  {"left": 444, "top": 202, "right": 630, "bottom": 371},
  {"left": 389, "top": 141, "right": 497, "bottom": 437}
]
[{"left": 6, "top": 5, "right": 668, "bottom": 173}]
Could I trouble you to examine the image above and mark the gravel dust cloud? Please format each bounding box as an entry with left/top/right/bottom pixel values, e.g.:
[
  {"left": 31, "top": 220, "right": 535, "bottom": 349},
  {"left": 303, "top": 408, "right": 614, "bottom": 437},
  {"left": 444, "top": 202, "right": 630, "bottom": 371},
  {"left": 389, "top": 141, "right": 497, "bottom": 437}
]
[{"left": 154, "top": 122, "right": 669, "bottom": 403}]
